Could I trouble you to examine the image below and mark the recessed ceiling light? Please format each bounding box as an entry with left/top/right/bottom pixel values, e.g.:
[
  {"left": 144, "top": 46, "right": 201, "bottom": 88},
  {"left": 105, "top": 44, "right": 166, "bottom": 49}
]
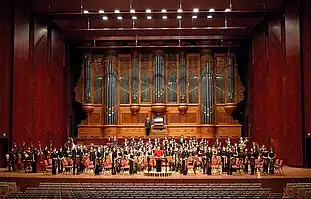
[
  {"left": 209, "top": 8, "right": 215, "bottom": 12},
  {"left": 99, "top": 10, "right": 105, "bottom": 13},
  {"left": 102, "top": 16, "right": 108, "bottom": 20},
  {"left": 207, "top": 15, "right": 213, "bottom": 19},
  {"left": 130, "top": 9, "right": 135, "bottom": 13},
  {"left": 146, "top": 9, "right": 152, "bottom": 13},
  {"left": 161, "top": 9, "right": 167, "bottom": 13},
  {"left": 147, "top": 16, "right": 152, "bottom": 19},
  {"left": 177, "top": 15, "right": 182, "bottom": 19},
  {"left": 225, "top": 8, "right": 231, "bottom": 12},
  {"left": 162, "top": 15, "right": 168, "bottom": 19},
  {"left": 193, "top": 8, "right": 199, "bottom": 12},
  {"left": 132, "top": 16, "right": 137, "bottom": 20},
  {"left": 117, "top": 16, "right": 122, "bottom": 20},
  {"left": 114, "top": 9, "right": 120, "bottom": 13},
  {"left": 192, "top": 15, "right": 198, "bottom": 19},
  {"left": 177, "top": 8, "right": 183, "bottom": 13},
  {"left": 83, "top": 10, "right": 89, "bottom": 14}
]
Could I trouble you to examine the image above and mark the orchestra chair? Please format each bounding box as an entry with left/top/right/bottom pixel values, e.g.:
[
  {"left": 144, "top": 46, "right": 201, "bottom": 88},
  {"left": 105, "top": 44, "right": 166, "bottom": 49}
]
[
  {"left": 103, "top": 161, "right": 112, "bottom": 174},
  {"left": 63, "top": 159, "right": 74, "bottom": 174},
  {"left": 275, "top": 159, "right": 284, "bottom": 175},
  {"left": 121, "top": 159, "right": 129, "bottom": 173},
  {"left": 255, "top": 159, "right": 263, "bottom": 174},
  {"left": 87, "top": 161, "right": 95, "bottom": 173},
  {"left": 43, "top": 160, "right": 52, "bottom": 174},
  {"left": 211, "top": 156, "right": 221, "bottom": 175}
]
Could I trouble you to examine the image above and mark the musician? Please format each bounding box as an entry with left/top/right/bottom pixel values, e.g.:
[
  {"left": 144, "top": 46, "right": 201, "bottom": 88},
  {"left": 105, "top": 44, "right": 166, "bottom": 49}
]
[
  {"left": 94, "top": 147, "right": 102, "bottom": 175},
  {"left": 154, "top": 146, "right": 163, "bottom": 172},
  {"left": 268, "top": 148, "right": 276, "bottom": 174},
  {"left": 206, "top": 147, "right": 212, "bottom": 175},
  {"left": 9, "top": 148, "right": 15, "bottom": 172},
  {"left": 250, "top": 149, "right": 256, "bottom": 175},
  {"left": 243, "top": 148, "right": 249, "bottom": 173},
  {"left": 43, "top": 146, "right": 49, "bottom": 160},
  {"left": 51, "top": 148, "right": 57, "bottom": 175},
  {"left": 220, "top": 146, "right": 227, "bottom": 173},
  {"left": 261, "top": 146, "right": 269, "bottom": 174},
  {"left": 180, "top": 148, "right": 188, "bottom": 175},
  {"left": 71, "top": 146, "right": 77, "bottom": 175},
  {"left": 145, "top": 117, "right": 151, "bottom": 136},
  {"left": 128, "top": 150, "right": 135, "bottom": 175},
  {"left": 57, "top": 147, "right": 64, "bottom": 174},
  {"left": 111, "top": 147, "right": 118, "bottom": 175},
  {"left": 113, "top": 136, "right": 118, "bottom": 145},
  {"left": 32, "top": 147, "right": 38, "bottom": 173},
  {"left": 227, "top": 148, "right": 233, "bottom": 175}
]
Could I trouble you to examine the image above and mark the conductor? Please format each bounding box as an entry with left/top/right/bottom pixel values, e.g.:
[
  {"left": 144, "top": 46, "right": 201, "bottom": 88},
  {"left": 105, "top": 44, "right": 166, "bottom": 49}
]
[{"left": 145, "top": 117, "right": 151, "bottom": 136}]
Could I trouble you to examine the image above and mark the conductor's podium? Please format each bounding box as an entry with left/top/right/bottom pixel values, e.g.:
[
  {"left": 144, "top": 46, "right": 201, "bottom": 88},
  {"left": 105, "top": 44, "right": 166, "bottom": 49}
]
[{"left": 143, "top": 171, "right": 173, "bottom": 177}]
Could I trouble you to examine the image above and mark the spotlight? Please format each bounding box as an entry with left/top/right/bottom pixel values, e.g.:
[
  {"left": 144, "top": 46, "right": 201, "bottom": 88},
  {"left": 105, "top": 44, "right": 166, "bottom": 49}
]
[
  {"left": 207, "top": 15, "right": 212, "bottom": 19},
  {"left": 99, "top": 10, "right": 105, "bottom": 13},
  {"left": 130, "top": 9, "right": 135, "bottom": 13},
  {"left": 161, "top": 9, "right": 167, "bottom": 13},
  {"left": 177, "top": 8, "right": 183, "bottom": 13},
  {"left": 209, "top": 8, "right": 215, "bottom": 12},
  {"left": 146, "top": 9, "right": 152, "bottom": 13},
  {"left": 102, "top": 16, "right": 108, "bottom": 20},
  {"left": 192, "top": 15, "right": 197, "bottom": 19},
  {"left": 162, "top": 15, "right": 168, "bottom": 19},
  {"left": 177, "top": 15, "right": 182, "bottom": 19},
  {"left": 193, "top": 8, "right": 199, "bottom": 12},
  {"left": 117, "top": 16, "right": 122, "bottom": 20},
  {"left": 225, "top": 8, "right": 231, "bottom": 12},
  {"left": 147, "top": 16, "right": 152, "bottom": 19},
  {"left": 132, "top": 16, "right": 137, "bottom": 20},
  {"left": 83, "top": 10, "right": 89, "bottom": 14},
  {"left": 114, "top": 9, "right": 120, "bottom": 13}
]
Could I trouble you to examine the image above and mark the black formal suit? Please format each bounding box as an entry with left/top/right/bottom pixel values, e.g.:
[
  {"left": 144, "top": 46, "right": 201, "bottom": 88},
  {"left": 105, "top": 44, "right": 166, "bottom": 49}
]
[{"left": 145, "top": 120, "right": 151, "bottom": 136}]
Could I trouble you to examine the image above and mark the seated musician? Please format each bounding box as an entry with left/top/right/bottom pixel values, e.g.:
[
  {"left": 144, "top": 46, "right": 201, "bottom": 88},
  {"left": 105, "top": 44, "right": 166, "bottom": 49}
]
[{"left": 154, "top": 146, "right": 163, "bottom": 172}]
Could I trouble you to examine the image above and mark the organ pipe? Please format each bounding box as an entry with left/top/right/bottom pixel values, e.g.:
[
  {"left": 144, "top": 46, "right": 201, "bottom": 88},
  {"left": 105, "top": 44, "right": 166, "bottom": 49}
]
[{"left": 84, "top": 53, "right": 92, "bottom": 103}]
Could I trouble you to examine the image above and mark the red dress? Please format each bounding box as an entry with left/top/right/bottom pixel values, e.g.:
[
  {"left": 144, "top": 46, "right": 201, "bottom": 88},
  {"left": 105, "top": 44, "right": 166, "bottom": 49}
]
[{"left": 154, "top": 150, "right": 163, "bottom": 160}]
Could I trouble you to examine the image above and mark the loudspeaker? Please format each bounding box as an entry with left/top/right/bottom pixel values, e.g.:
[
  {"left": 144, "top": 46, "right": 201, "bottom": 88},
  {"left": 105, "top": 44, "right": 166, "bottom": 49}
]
[{"left": 305, "top": 137, "right": 311, "bottom": 168}]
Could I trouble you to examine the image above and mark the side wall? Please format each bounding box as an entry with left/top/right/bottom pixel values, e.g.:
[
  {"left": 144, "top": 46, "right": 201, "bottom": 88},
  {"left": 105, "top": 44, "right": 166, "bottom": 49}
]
[{"left": 250, "top": 0, "right": 303, "bottom": 166}]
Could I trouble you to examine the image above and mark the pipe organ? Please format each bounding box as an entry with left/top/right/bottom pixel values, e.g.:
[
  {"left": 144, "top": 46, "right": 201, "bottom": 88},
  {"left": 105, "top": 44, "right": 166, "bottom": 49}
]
[{"left": 76, "top": 49, "right": 244, "bottom": 138}]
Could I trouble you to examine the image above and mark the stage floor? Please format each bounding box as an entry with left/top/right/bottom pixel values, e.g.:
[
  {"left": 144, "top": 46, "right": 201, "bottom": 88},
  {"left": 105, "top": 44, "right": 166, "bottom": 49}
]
[{"left": 1, "top": 166, "right": 311, "bottom": 192}]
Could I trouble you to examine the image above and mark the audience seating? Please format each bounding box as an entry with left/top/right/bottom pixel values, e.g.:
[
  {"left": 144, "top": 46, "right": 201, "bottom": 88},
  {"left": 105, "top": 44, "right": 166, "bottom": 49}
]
[
  {"left": 284, "top": 182, "right": 311, "bottom": 199},
  {"left": 4, "top": 182, "right": 284, "bottom": 199}
]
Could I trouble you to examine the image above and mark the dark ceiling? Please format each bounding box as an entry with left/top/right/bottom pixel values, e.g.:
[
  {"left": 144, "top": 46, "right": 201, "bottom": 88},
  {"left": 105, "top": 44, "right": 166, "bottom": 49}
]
[{"left": 30, "top": 0, "right": 283, "bottom": 43}]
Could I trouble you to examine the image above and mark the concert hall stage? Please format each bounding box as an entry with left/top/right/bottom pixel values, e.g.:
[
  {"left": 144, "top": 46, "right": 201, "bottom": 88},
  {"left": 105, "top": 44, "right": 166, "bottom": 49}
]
[{"left": 1, "top": 167, "right": 311, "bottom": 193}]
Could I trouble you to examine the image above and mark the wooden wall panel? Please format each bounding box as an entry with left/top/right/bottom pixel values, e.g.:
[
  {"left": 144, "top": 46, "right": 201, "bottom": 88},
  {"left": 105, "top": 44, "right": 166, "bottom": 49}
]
[
  {"left": 12, "top": 0, "right": 69, "bottom": 148},
  {"left": 0, "top": 0, "right": 13, "bottom": 167},
  {"left": 250, "top": 0, "right": 303, "bottom": 166}
]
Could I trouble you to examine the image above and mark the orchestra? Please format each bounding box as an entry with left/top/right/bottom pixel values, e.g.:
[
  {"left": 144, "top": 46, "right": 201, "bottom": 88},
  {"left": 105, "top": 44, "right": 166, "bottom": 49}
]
[{"left": 6, "top": 136, "right": 278, "bottom": 176}]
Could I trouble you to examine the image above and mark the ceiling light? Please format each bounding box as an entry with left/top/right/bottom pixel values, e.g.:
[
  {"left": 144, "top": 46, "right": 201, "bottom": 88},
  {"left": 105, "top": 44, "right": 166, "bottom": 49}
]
[
  {"left": 225, "top": 8, "right": 231, "bottom": 12},
  {"left": 177, "top": 15, "right": 182, "bottom": 19},
  {"left": 114, "top": 9, "right": 120, "bottom": 13},
  {"left": 177, "top": 8, "right": 183, "bottom": 13},
  {"left": 146, "top": 9, "right": 152, "bottom": 13},
  {"left": 83, "top": 10, "right": 89, "bottom": 14},
  {"left": 99, "top": 10, "right": 105, "bottom": 13},
  {"left": 102, "top": 16, "right": 108, "bottom": 20},
  {"left": 193, "top": 8, "right": 199, "bottom": 12},
  {"left": 162, "top": 16, "right": 167, "bottom": 19},
  {"left": 132, "top": 16, "right": 137, "bottom": 20},
  {"left": 161, "top": 9, "right": 167, "bottom": 13},
  {"left": 117, "top": 16, "right": 122, "bottom": 20},
  {"left": 207, "top": 15, "right": 213, "bottom": 19},
  {"left": 147, "top": 16, "right": 152, "bottom": 19},
  {"left": 209, "top": 8, "right": 215, "bottom": 12},
  {"left": 192, "top": 15, "right": 197, "bottom": 19},
  {"left": 130, "top": 9, "right": 135, "bottom": 13}
]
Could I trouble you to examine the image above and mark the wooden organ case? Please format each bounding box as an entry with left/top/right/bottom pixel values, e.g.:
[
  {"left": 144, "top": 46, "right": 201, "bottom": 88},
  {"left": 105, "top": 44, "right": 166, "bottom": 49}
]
[{"left": 75, "top": 49, "right": 244, "bottom": 139}]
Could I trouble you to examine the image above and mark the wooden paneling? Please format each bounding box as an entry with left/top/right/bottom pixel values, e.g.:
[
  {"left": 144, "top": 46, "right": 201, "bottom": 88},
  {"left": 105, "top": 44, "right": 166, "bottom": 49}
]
[
  {"left": 0, "top": 0, "right": 13, "bottom": 167},
  {"left": 11, "top": 0, "right": 69, "bottom": 148},
  {"left": 250, "top": 0, "right": 303, "bottom": 166},
  {"left": 79, "top": 126, "right": 102, "bottom": 138},
  {"left": 301, "top": 0, "right": 311, "bottom": 140},
  {"left": 215, "top": 126, "right": 241, "bottom": 138}
]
